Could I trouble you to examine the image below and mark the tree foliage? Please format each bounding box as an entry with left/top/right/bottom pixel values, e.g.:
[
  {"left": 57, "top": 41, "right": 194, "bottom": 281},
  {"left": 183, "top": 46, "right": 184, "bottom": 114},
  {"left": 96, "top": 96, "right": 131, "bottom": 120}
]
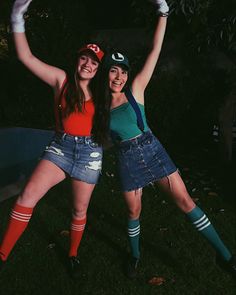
[
  {"left": 131, "top": 0, "right": 236, "bottom": 56},
  {"left": 0, "top": 0, "right": 235, "bottom": 144},
  {"left": 169, "top": 0, "right": 236, "bottom": 56}
]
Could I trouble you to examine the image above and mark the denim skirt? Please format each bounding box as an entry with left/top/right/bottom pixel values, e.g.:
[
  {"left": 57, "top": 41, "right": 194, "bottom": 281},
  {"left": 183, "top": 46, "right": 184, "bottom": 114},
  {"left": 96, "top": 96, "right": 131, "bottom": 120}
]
[
  {"left": 42, "top": 133, "right": 103, "bottom": 184},
  {"left": 117, "top": 131, "right": 177, "bottom": 191}
]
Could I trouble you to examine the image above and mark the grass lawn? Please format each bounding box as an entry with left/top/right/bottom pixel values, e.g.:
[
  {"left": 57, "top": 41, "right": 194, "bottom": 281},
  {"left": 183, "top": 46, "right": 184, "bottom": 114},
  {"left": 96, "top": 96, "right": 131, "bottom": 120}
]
[{"left": 0, "top": 145, "right": 236, "bottom": 295}]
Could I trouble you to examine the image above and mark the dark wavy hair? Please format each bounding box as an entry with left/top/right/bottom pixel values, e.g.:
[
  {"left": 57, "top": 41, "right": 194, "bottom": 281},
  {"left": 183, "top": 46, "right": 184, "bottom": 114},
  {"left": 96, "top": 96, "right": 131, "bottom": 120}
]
[
  {"left": 91, "top": 64, "right": 112, "bottom": 146},
  {"left": 92, "top": 54, "right": 131, "bottom": 145}
]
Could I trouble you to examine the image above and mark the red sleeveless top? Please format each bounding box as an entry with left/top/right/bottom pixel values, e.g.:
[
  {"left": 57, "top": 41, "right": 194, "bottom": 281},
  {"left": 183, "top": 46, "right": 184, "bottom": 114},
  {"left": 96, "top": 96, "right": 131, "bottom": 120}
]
[{"left": 54, "top": 79, "right": 95, "bottom": 136}]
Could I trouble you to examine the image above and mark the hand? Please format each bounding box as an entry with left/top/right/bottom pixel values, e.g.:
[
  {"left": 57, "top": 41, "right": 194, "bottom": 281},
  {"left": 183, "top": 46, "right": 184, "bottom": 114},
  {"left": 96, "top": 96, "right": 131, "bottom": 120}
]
[
  {"left": 149, "top": 0, "right": 169, "bottom": 15},
  {"left": 11, "top": 0, "right": 32, "bottom": 32}
]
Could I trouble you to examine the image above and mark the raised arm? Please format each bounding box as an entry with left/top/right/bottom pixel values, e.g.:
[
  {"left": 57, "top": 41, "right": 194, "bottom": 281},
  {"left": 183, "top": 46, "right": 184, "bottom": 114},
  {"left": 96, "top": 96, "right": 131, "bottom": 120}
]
[
  {"left": 132, "top": 0, "right": 168, "bottom": 103},
  {"left": 11, "top": 0, "right": 65, "bottom": 90}
]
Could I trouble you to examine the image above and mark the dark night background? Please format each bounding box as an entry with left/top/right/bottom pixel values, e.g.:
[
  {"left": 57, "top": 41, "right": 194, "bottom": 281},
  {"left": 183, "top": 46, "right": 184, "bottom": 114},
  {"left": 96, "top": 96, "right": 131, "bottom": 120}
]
[
  {"left": 0, "top": 0, "right": 236, "bottom": 193},
  {"left": 0, "top": 2, "right": 236, "bottom": 294}
]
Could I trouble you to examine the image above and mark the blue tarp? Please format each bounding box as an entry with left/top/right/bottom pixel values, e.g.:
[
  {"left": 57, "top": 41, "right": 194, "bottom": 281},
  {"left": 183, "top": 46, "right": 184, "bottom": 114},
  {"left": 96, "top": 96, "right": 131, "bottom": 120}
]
[{"left": 0, "top": 127, "right": 54, "bottom": 200}]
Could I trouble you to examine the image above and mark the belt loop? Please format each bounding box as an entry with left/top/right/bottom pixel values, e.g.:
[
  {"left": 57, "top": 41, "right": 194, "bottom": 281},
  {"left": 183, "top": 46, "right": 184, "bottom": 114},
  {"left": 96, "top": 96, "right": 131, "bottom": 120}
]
[{"left": 62, "top": 133, "right": 66, "bottom": 140}]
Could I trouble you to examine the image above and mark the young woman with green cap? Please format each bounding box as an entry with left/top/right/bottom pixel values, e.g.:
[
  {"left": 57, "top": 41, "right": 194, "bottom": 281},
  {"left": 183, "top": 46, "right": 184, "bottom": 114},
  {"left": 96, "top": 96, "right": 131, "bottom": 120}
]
[{"left": 98, "top": 0, "right": 236, "bottom": 280}]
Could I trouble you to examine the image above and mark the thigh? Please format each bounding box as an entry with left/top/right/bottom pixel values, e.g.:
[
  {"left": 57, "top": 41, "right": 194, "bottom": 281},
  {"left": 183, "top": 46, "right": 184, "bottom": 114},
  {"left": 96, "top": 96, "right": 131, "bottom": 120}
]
[
  {"left": 156, "top": 171, "right": 195, "bottom": 212},
  {"left": 19, "top": 159, "right": 66, "bottom": 206}
]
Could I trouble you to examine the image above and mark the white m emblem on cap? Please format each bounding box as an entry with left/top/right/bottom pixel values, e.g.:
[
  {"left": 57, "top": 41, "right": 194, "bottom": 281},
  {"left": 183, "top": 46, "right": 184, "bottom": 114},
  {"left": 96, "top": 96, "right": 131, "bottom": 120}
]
[
  {"left": 112, "top": 52, "right": 124, "bottom": 62},
  {"left": 87, "top": 44, "right": 100, "bottom": 53}
]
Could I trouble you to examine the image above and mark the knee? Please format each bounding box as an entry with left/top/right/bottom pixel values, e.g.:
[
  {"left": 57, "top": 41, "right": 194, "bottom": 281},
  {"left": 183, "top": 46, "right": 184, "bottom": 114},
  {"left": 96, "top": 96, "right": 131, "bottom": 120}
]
[
  {"left": 17, "top": 182, "right": 41, "bottom": 207},
  {"left": 127, "top": 204, "right": 142, "bottom": 220},
  {"left": 72, "top": 206, "right": 87, "bottom": 219},
  {"left": 175, "top": 194, "right": 195, "bottom": 213}
]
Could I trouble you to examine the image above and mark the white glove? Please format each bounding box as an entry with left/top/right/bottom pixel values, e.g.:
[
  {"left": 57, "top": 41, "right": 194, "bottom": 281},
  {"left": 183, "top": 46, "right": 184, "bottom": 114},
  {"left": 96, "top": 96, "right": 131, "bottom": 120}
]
[
  {"left": 11, "top": 0, "right": 32, "bottom": 32},
  {"left": 149, "top": 0, "right": 169, "bottom": 15}
]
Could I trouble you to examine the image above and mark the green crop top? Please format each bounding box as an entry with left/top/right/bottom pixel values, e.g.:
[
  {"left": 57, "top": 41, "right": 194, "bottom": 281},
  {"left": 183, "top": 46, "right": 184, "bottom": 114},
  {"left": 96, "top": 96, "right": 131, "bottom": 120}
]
[{"left": 110, "top": 101, "right": 149, "bottom": 141}]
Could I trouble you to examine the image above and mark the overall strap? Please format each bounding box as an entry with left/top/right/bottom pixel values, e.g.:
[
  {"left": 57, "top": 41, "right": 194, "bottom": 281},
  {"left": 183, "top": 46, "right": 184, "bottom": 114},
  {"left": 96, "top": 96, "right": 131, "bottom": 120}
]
[{"left": 125, "top": 88, "right": 144, "bottom": 132}]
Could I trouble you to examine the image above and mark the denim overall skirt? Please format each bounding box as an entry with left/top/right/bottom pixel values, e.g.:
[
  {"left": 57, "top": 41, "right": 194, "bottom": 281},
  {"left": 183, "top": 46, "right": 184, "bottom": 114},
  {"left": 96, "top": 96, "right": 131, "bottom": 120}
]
[{"left": 117, "top": 130, "right": 177, "bottom": 191}]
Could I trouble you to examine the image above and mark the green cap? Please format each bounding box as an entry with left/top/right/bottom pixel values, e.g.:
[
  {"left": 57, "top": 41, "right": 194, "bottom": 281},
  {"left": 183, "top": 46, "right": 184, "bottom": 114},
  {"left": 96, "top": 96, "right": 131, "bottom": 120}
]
[{"left": 104, "top": 52, "right": 130, "bottom": 70}]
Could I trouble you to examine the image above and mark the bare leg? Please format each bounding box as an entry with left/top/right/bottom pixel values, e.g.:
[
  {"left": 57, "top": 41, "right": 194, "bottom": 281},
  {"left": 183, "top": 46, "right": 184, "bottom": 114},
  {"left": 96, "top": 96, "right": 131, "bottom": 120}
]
[
  {"left": 71, "top": 179, "right": 95, "bottom": 219},
  {"left": 156, "top": 171, "right": 232, "bottom": 261},
  {"left": 0, "top": 159, "right": 66, "bottom": 261},
  {"left": 69, "top": 179, "right": 95, "bottom": 258},
  {"left": 123, "top": 189, "right": 142, "bottom": 220},
  {"left": 156, "top": 171, "right": 195, "bottom": 213},
  {"left": 17, "top": 159, "right": 66, "bottom": 207}
]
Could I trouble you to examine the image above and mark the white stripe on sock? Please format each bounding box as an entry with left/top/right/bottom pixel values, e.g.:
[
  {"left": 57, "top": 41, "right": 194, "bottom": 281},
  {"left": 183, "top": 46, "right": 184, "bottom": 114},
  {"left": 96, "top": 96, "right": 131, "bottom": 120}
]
[
  {"left": 128, "top": 225, "right": 140, "bottom": 232},
  {"left": 10, "top": 216, "right": 31, "bottom": 222},
  {"left": 11, "top": 211, "right": 32, "bottom": 222},
  {"left": 193, "top": 214, "right": 206, "bottom": 225},
  {"left": 195, "top": 217, "right": 209, "bottom": 229},
  {"left": 197, "top": 221, "right": 211, "bottom": 231},
  {"left": 128, "top": 228, "right": 140, "bottom": 237},
  {"left": 11, "top": 211, "right": 32, "bottom": 217},
  {"left": 128, "top": 228, "right": 140, "bottom": 234},
  {"left": 129, "top": 232, "right": 140, "bottom": 238},
  {"left": 71, "top": 224, "right": 85, "bottom": 231}
]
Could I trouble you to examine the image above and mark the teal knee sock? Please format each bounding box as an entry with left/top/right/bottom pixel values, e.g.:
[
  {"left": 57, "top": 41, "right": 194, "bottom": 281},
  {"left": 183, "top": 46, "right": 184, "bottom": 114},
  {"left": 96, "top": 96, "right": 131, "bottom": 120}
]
[
  {"left": 187, "top": 206, "right": 232, "bottom": 261},
  {"left": 127, "top": 219, "right": 140, "bottom": 259}
]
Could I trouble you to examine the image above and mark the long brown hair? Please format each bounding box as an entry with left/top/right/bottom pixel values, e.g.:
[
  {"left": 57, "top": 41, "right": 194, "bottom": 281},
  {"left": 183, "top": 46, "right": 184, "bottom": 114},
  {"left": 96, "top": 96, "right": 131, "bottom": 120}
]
[
  {"left": 62, "top": 52, "right": 96, "bottom": 116},
  {"left": 58, "top": 51, "right": 109, "bottom": 145}
]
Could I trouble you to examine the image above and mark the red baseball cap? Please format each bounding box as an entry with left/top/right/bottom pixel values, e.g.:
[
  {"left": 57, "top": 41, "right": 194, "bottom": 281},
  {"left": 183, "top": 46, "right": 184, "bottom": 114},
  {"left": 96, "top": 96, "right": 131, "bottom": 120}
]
[{"left": 78, "top": 44, "right": 104, "bottom": 62}]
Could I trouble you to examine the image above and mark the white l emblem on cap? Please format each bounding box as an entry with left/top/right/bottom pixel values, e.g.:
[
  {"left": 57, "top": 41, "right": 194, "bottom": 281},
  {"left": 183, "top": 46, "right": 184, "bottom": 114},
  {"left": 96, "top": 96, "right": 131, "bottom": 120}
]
[{"left": 112, "top": 52, "right": 124, "bottom": 61}]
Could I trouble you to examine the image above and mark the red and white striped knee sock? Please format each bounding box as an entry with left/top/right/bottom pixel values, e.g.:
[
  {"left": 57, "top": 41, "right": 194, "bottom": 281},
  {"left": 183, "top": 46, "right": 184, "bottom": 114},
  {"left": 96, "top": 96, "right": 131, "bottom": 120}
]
[
  {"left": 0, "top": 203, "right": 33, "bottom": 261},
  {"left": 69, "top": 216, "right": 87, "bottom": 258}
]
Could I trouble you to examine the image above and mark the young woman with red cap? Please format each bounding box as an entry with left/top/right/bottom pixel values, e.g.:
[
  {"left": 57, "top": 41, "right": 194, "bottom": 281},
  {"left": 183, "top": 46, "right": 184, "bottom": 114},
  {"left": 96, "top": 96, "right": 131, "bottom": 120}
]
[
  {"left": 0, "top": 0, "right": 105, "bottom": 278},
  {"left": 99, "top": 0, "right": 236, "bottom": 280}
]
